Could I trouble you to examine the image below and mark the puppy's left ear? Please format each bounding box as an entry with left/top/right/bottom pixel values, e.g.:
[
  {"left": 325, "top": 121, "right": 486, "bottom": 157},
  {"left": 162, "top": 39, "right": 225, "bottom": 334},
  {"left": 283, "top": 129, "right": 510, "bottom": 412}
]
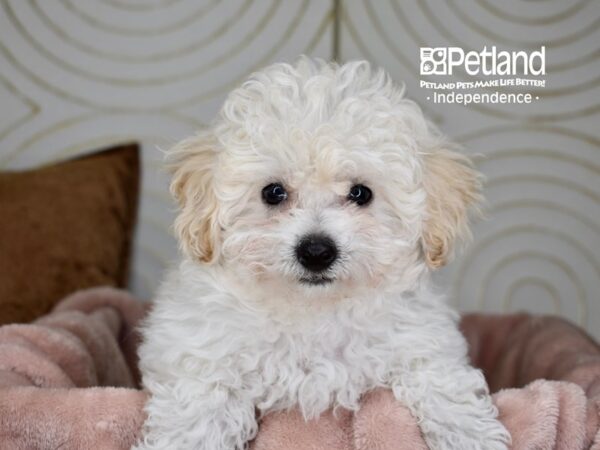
[{"left": 420, "top": 144, "right": 481, "bottom": 269}]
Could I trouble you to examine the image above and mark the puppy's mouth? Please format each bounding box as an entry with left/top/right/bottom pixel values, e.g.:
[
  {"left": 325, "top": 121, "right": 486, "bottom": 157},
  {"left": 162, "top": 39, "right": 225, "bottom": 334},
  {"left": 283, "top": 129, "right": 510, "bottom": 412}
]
[{"left": 299, "top": 275, "right": 335, "bottom": 286}]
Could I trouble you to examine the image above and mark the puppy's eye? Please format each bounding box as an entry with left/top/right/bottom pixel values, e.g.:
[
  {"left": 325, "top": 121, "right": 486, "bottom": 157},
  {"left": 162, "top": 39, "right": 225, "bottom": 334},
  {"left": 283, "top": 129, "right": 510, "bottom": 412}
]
[
  {"left": 262, "top": 183, "right": 288, "bottom": 206},
  {"left": 348, "top": 184, "right": 372, "bottom": 206}
]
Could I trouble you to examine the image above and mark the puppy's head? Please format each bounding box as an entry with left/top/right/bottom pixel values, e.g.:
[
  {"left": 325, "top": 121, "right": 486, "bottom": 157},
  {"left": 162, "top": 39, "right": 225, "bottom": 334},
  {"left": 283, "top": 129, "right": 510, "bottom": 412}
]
[{"left": 169, "top": 59, "right": 480, "bottom": 302}]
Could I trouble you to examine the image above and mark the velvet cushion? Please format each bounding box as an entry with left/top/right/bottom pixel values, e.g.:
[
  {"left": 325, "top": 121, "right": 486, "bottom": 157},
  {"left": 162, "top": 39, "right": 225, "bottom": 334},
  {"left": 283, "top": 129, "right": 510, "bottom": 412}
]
[{"left": 0, "top": 143, "right": 140, "bottom": 325}]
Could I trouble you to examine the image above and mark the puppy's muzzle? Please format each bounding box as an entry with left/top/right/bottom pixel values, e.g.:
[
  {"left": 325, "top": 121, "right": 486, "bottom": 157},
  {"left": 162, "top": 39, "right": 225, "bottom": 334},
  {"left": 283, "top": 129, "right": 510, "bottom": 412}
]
[{"left": 295, "top": 234, "right": 338, "bottom": 272}]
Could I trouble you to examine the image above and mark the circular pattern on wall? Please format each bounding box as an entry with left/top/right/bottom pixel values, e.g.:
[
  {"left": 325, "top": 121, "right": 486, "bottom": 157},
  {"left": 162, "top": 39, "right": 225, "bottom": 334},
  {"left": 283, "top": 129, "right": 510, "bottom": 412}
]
[
  {"left": 1, "top": 0, "right": 332, "bottom": 110},
  {"left": 1, "top": 0, "right": 598, "bottom": 340},
  {"left": 447, "top": 126, "right": 600, "bottom": 330},
  {"left": 0, "top": 0, "right": 333, "bottom": 299},
  {"left": 342, "top": 2, "right": 600, "bottom": 338},
  {"left": 341, "top": 0, "right": 599, "bottom": 123}
]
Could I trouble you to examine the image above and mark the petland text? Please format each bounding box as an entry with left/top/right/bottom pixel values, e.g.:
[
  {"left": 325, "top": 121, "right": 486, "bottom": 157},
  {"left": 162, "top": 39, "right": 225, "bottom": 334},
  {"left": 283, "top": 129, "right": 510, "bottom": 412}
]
[{"left": 420, "top": 46, "right": 545, "bottom": 76}]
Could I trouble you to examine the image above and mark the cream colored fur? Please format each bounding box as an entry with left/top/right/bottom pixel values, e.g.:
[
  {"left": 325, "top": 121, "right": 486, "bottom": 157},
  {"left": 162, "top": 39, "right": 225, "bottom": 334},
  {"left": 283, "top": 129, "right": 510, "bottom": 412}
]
[{"left": 135, "top": 58, "right": 510, "bottom": 450}]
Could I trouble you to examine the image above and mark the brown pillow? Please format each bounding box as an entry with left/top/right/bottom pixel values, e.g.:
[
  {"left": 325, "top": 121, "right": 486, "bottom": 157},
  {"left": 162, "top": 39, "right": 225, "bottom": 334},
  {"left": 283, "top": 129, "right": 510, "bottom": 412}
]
[{"left": 0, "top": 143, "right": 140, "bottom": 325}]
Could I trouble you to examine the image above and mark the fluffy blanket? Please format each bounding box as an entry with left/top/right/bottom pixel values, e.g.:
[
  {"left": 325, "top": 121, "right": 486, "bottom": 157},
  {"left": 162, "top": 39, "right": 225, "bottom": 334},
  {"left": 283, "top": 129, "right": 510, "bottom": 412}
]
[{"left": 0, "top": 287, "right": 598, "bottom": 450}]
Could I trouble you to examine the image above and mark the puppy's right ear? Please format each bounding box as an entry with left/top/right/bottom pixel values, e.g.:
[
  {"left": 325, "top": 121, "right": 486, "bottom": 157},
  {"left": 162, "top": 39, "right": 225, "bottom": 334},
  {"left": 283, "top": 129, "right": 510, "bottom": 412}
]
[{"left": 168, "top": 131, "right": 220, "bottom": 263}]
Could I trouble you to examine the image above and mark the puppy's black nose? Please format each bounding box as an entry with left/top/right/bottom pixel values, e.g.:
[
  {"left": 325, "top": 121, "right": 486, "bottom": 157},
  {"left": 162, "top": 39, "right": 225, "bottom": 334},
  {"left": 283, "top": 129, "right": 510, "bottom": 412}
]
[{"left": 295, "top": 234, "right": 338, "bottom": 272}]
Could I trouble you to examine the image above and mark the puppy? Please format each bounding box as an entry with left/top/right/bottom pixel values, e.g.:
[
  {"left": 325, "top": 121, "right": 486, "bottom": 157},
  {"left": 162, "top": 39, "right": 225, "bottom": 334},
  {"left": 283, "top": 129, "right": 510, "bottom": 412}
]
[{"left": 135, "top": 58, "right": 510, "bottom": 450}]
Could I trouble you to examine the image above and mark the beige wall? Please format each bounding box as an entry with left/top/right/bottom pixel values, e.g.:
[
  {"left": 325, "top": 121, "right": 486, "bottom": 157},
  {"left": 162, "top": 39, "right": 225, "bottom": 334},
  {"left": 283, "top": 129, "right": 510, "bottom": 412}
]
[
  {"left": 0, "top": 1, "right": 598, "bottom": 338},
  {"left": 340, "top": 0, "right": 600, "bottom": 337}
]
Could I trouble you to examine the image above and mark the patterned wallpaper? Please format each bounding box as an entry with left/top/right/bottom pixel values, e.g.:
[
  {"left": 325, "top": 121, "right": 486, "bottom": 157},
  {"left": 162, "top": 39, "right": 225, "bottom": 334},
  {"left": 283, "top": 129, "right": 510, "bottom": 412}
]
[
  {"left": 340, "top": 0, "right": 600, "bottom": 337},
  {"left": 0, "top": 0, "right": 333, "bottom": 299},
  {"left": 0, "top": 1, "right": 598, "bottom": 338}
]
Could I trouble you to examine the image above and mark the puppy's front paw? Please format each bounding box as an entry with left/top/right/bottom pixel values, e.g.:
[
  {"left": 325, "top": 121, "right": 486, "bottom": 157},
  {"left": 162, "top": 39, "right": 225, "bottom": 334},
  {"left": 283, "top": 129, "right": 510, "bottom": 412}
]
[{"left": 422, "top": 416, "right": 510, "bottom": 450}]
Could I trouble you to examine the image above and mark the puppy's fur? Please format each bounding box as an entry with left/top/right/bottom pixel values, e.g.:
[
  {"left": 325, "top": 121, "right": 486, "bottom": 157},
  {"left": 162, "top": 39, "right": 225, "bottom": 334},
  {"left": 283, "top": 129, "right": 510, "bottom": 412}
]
[{"left": 135, "top": 59, "right": 510, "bottom": 450}]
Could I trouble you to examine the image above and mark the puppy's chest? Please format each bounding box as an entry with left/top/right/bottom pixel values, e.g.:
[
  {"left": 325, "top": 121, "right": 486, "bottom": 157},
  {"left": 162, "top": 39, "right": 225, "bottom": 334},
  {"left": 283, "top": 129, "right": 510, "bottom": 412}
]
[{"left": 253, "top": 326, "right": 392, "bottom": 415}]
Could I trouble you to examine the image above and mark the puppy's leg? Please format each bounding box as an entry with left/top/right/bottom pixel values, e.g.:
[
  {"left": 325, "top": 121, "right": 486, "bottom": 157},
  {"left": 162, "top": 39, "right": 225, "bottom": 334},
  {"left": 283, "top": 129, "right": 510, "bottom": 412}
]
[
  {"left": 134, "top": 381, "right": 258, "bottom": 450},
  {"left": 391, "top": 361, "right": 510, "bottom": 450}
]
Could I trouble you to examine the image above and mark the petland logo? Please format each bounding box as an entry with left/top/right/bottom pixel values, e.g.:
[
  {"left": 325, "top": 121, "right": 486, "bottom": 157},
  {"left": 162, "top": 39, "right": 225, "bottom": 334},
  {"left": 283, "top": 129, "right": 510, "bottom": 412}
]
[
  {"left": 420, "top": 46, "right": 545, "bottom": 76},
  {"left": 419, "top": 46, "right": 546, "bottom": 105}
]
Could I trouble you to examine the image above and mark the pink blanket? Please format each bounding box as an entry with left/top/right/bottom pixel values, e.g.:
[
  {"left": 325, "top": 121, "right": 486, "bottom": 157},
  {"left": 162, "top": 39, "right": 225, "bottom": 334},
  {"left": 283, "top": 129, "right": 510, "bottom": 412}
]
[{"left": 0, "top": 287, "right": 598, "bottom": 449}]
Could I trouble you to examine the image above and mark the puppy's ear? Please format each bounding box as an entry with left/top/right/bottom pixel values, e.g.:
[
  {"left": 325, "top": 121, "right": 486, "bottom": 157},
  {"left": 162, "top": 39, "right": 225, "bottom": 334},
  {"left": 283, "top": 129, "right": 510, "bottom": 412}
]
[
  {"left": 168, "top": 131, "right": 220, "bottom": 263},
  {"left": 421, "top": 145, "right": 481, "bottom": 269}
]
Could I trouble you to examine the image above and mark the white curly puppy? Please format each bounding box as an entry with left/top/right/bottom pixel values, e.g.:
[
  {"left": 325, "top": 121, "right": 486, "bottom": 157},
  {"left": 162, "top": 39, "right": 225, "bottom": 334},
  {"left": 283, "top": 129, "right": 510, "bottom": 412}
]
[{"left": 136, "top": 58, "right": 510, "bottom": 450}]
